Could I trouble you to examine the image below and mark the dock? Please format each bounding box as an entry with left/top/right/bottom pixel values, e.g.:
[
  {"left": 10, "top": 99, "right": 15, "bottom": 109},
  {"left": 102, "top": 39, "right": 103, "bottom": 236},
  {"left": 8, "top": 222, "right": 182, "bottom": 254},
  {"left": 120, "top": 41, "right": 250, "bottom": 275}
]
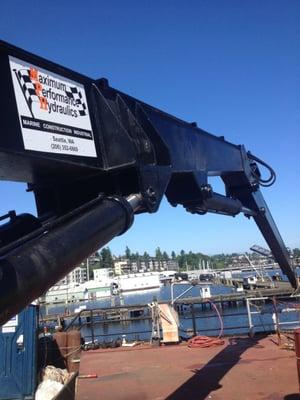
[
  {"left": 41, "top": 304, "right": 149, "bottom": 324},
  {"left": 175, "top": 281, "right": 293, "bottom": 306},
  {"left": 75, "top": 334, "right": 298, "bottom": 400},
  {"left": 41, "top": 282, "right": 295, "bottom": 329}
]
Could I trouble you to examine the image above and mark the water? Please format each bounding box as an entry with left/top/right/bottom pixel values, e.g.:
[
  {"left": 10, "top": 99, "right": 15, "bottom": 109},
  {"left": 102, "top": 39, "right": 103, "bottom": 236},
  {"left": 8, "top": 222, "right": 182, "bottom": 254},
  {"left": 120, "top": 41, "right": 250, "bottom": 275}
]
[{"left": 41, "top": 281, "right": 300, "bottom": 343}]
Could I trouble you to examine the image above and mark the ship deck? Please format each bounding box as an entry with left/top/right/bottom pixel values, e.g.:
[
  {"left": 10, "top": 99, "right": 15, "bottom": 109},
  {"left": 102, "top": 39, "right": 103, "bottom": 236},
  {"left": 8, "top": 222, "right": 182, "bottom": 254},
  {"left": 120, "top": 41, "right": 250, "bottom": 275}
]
[{"left": 75, "top": 334, "right": 299, "bottom": 400}]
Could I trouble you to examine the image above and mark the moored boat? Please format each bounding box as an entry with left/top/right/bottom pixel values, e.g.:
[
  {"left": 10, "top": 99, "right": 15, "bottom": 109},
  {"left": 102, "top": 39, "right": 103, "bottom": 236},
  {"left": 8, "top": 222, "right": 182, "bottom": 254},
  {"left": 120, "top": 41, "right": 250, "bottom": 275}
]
[{"left": 40, "top": 279, "right": 112, "bottom": 303}]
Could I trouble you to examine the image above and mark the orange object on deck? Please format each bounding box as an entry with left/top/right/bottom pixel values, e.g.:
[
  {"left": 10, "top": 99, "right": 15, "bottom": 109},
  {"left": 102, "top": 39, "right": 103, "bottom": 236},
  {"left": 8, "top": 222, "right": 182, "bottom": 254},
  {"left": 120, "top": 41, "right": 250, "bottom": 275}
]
[{"left": 187, "top": 335, "right": 225, "bottom": 348}]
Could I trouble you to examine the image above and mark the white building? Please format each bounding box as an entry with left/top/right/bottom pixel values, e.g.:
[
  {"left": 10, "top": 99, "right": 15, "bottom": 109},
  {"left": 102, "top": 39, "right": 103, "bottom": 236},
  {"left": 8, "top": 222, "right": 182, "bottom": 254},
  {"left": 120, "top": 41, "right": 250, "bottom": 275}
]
[
  {"left": 93, "top": 268, "right": 113, "bottom": 281},
  {"left": 58, "top": 265, "right": 87, "bottom": 285},
  {"left": 69, "top": 266, "right": 87, "bottom": 284},
  {"left": 147, "top": 259, "right": 179, "bottom": 271},
  {"left": 131, "top": 262, "right": 139, "bottom": 273},
  {"left": 114, "top": 260, "right": 131, "bottom": 275}
]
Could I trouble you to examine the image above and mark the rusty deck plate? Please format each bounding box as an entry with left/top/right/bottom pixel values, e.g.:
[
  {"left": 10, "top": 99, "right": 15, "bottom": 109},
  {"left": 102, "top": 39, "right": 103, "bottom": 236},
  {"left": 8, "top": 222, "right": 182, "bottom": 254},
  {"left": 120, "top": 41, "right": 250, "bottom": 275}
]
[{"left": 76, "top": 335, "right": 299, "bottom": 400}]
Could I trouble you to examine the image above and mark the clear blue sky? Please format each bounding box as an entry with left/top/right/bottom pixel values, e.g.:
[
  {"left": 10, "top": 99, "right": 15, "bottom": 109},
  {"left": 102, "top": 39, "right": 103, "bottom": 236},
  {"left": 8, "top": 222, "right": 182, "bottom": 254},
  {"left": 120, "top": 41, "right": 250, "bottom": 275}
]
[{"left": 0, "top": 1, "right": 299, "bottom": 256}]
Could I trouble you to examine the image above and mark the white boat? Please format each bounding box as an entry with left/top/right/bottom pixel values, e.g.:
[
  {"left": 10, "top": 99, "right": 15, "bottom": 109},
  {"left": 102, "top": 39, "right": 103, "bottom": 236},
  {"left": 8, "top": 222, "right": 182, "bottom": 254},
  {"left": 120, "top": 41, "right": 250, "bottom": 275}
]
[
  {"left": 42, "top": 272, "right": 163, "bottom": 302},
  {"left": 40, "top": 279, "right": 112, "bottom": 304},
  {"left": 113, "top": 272, "right": 162, "bottom": 293}
]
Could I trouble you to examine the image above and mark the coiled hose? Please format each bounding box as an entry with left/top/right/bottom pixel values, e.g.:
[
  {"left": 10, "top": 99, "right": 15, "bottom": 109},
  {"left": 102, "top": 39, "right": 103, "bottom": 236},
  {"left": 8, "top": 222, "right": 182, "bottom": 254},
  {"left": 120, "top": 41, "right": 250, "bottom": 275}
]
[{"left": 187, "top": 300, "right": 225, "bottom": 348}]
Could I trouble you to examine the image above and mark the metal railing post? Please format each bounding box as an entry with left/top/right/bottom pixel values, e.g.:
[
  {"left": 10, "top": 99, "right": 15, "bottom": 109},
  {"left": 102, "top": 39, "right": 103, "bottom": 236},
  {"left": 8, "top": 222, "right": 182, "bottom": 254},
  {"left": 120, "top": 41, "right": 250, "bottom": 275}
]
[
  {"left": 246, "top": 299, "right": 254, "bottom": 336},
  {"left": 272, "top": 297, "right": 281, "bottom": 346},
  {"left": 191, "top": 304, "right": 197, "bottom": 336},
  {"left": 90, "top": 309, "right": 95, "bottom": 344}
]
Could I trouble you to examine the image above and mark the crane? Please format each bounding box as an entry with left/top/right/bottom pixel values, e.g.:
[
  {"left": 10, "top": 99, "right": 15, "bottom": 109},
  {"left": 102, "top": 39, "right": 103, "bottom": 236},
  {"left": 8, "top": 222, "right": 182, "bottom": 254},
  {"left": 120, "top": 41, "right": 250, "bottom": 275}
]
[{"left": 0, "top": 40, "right": 297, "bottom": 325}]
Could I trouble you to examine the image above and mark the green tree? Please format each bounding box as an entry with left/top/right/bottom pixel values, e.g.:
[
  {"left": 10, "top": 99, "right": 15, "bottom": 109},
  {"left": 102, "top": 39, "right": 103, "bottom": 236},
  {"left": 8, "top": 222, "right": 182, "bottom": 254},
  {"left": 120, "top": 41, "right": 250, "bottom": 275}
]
[
  {"left": 186, "top": 251, "right": 198, "bottom": 269},
  {"left": 293, "top": 248, "right": 300, "bottom": 258},
  {"left": 100, "top": 247, "right": 113, "bottom": 269},
  {"left": 155, "top": 247, "right": 162, "bottom": 259},
  {"left": 155, "top": 247, "right": 163, "bottom": 268},
  {"left": 125, "top": 246, "right": 131, "bottom": 260},
  {"left": 143, "top": 251, "right": 150, "bottom": 268},
  {"left": 171, "top": 251, "right": 176, "bottom": 260},
  {"left": 177, "top": 250, "right": 186, "bottom": 270}
]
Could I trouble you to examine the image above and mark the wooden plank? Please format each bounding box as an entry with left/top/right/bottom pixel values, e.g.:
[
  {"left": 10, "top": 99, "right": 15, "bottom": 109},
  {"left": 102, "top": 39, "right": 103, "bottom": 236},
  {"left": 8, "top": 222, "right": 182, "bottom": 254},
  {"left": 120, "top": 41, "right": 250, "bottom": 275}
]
[{"left": 158, "top": 303, "right": 179, "bottom": 343}]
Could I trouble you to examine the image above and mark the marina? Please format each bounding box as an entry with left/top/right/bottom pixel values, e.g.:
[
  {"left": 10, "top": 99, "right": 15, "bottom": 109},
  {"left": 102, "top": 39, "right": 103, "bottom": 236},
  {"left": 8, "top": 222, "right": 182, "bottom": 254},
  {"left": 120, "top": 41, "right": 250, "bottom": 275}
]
[{"left": 40, "top": 278, "right": 300, "bottom": 342}]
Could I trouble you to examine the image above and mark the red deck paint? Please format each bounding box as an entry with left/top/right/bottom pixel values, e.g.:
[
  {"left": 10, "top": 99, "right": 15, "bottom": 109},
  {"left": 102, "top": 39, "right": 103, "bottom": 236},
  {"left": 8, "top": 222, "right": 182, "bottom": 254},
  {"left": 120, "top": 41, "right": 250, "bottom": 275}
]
[{"left": 76, "top": 335, "right": 299, "bottom": 400}]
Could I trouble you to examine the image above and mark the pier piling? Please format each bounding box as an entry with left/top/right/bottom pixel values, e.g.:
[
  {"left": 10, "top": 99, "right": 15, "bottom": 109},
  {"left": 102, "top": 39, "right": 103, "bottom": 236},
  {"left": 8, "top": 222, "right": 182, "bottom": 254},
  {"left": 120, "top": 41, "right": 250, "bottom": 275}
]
[{"left": 191, "top": 304, "right": 197, "bottom": 336}]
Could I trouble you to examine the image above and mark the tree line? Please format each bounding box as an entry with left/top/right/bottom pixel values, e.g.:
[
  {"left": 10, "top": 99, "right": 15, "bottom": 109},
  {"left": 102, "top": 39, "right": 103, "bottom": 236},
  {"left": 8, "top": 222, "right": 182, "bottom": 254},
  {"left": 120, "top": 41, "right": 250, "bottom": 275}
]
[
  {"left": 90, "top": 246, "right": 210, "bottom": 271},
  {"left": 87, "top": 246, "right": 300, "bottom": 276},
  {"left": 124, "top": 246, "right": 210, "bottom": 269}
]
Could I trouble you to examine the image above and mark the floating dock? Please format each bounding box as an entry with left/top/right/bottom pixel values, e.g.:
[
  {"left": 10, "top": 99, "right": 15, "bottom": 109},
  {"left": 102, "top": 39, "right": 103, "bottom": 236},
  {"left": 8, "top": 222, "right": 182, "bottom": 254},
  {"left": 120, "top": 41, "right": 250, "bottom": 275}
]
[{"left": 175, "top": 281, "right": 293, "bottom": 306}]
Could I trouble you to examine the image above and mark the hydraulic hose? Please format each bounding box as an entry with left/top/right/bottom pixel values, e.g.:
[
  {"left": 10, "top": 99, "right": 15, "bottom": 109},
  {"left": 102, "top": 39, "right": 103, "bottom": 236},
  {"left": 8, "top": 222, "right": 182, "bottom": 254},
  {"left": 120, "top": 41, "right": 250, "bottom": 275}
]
[{"left": 0, "top": 194, "right": 141, "bottom": 325}]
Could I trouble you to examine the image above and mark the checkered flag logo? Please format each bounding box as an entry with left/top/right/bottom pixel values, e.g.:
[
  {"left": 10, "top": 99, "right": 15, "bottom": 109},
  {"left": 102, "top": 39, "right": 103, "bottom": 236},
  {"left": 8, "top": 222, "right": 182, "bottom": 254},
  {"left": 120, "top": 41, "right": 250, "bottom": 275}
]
[
  {"left": 65, "top": 86, "right": 87, "bottom": 116},
  {"left": 14, "top": 68, "right": 39, "bottom": 116}
]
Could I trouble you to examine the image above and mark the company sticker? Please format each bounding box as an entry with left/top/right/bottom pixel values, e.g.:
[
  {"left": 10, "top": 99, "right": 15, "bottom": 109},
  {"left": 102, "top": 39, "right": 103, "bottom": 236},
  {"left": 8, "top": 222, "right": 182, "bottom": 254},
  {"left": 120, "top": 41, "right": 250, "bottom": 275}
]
[
  {"left": 2, "top": 326, "right": 16, "bottom": 333},
  {"left": 9, "top": 56, "right": 97, "bottom": 157}
]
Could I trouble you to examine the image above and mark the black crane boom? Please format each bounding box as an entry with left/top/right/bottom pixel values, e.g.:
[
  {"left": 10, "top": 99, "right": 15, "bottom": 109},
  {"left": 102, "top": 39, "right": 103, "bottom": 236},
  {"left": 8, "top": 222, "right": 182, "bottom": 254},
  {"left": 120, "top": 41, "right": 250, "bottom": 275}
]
[{"left": 0, "top": 40, "right": 296, "bottom": 325}]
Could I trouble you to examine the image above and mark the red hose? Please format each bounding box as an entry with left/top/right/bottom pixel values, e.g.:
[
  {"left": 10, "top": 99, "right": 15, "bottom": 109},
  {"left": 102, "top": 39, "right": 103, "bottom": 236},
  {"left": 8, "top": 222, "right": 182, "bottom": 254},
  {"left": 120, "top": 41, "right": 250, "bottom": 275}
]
[
  {"left": 187, "top": 335, "right": 225, "bottom": 348},
  {"left": 187, "top": 300, "right": 225, "bottom": 348}
]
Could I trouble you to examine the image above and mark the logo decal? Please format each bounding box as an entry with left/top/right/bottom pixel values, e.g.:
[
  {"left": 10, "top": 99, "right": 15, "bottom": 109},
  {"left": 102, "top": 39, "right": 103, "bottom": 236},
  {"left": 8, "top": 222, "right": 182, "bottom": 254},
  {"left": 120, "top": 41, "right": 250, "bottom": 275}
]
[
  {"left": 13, "top": 66, "right": 88, "bottom": 119},
  {"left": 9, "top": 56, "right": 97, "bottom": 158}
]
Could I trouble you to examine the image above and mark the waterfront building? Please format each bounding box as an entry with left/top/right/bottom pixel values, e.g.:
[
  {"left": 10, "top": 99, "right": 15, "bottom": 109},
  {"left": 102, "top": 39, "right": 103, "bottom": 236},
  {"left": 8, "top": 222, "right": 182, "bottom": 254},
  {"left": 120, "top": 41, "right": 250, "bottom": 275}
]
[
  {"left": 166, "top": 260, "right": 179, "bottom": 271},
  {"left": 131, "top": 262, "right": 139, "bottom": 273},
  {"left": 114, "top": 260, "right": 131, "bottom": 275},
  {"left": 93, "top": 268, "right": 113, "bottom": 281},
  {"left": 68, "top": 265, "right": 88, "bottom": 284},
  {"left": 58, "top": 264, "right": 88, "bottom": 285}
]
